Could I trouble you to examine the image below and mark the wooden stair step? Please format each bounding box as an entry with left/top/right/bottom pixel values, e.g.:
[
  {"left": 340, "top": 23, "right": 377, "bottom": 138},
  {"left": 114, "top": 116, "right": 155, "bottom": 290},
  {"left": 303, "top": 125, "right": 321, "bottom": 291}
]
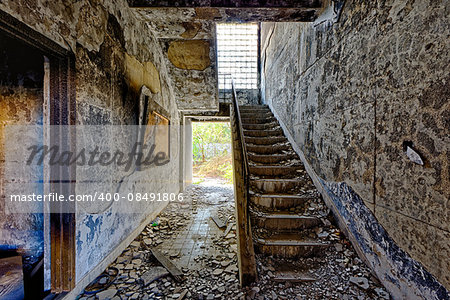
[
  {"left": 250, "top": 193, "right": 315, "bottom": 209},
  {"left": 249, "top": 165, "right": 302, "bottom": 177},
  {"left": 245, "top": 136, "right": 287, "bottom": 145},
  {"left": 251, "top": 212, "right": 321, "bottom": 230},
  {"left": 241, "top": 117, "right": 277, "bottom": 124},
  {"left": 267, "top": 260, "right": 317, "bottom": 282},
  {"left": 240, "top": 111, "right": 273, "bottom": 118},
  {"left": 242, "top": 122, "right": 279, "bottom": 130},
  {"left": 250, "top": 178, "right": 307, "bottom": 193},
  {"left": 243, "top": 128, "right": 283, "bottom": 137},
  {"left": 257, "top": 234, "right": 325, "bottom": 246},
  {"left": 239, "top": 105, "right": 269, "bottom": 110},
  {"left": 239, "top": 110, "right": 271, "bottom": 114},
  {"left": 255, "top": 233, "right": 329, "bottom": 258},
  {"left": 246, "top": 144, "right": 291, "bottom": 154},
  {"left": 248, "top": 153, "right": 296, "bottom": 164}
]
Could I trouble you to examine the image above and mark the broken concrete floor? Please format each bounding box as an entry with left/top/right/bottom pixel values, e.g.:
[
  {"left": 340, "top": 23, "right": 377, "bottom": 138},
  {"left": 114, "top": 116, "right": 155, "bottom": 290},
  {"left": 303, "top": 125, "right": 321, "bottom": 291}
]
[{"left": 77, "top": 178, "right": 389, "bottom": 300}]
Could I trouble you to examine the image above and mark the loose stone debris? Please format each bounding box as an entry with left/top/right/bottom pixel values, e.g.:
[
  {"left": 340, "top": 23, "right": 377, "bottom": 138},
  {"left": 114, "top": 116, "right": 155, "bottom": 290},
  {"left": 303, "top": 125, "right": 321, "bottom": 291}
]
[
  {"left": 77, "top": 178, "right": 390, "bottom": 300},
  {"left": 141, "top": 267, "right": 170, "bottom": 286},
  {"left": 150, "top": 249, "right": 183, "bottom": 282}
]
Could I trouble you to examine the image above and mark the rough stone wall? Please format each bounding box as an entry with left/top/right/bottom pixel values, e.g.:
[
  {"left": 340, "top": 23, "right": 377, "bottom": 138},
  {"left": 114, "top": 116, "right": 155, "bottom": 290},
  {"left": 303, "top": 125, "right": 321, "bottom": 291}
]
[
  {"left": 262, "top": 0, "right": 449, "bottom": 296},
  {"left": 0, "top": 0, "right": 181, "bottom": 287},
  {"left": 0, "top": 32, "right": 45, "bottom": 256}
]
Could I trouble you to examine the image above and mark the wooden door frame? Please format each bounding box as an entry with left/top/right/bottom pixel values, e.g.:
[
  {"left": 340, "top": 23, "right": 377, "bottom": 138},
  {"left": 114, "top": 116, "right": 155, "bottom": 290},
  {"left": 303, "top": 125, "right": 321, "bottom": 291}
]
[{"left": 0, "top": 10, "right": 77, "bottom": 292}]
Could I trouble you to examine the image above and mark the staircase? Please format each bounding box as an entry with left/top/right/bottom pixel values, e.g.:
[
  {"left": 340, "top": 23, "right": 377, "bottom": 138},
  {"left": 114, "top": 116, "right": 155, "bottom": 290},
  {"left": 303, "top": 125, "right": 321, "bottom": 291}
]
[{"left": 238, "top": 104, "right": 330, "bottom": 281}]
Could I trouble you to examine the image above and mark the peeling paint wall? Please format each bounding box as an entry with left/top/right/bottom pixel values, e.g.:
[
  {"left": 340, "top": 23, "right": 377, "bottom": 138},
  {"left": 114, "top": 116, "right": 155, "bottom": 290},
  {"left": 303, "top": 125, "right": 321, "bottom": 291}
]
[
  {"left": 0, "top": 32, "right": 45, "bottom": 256},
  {"left": 74, "top": 2, "right": 181, "bottom": 284},
  {"left": 135, "top": 8, "right": 219, "bottom": 111},
  {"left": 262, "top": 0, "right": 449, "bottom": 298},
  {"left": 0, "top": 0, "right": 181, "bottom": 288}
]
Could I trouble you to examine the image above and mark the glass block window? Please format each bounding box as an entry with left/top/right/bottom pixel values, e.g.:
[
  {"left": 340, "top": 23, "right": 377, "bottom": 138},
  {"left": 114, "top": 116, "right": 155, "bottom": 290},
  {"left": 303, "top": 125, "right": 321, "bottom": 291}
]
[{"left": 216, "top": 23, "right": 258, "bottom": 90}]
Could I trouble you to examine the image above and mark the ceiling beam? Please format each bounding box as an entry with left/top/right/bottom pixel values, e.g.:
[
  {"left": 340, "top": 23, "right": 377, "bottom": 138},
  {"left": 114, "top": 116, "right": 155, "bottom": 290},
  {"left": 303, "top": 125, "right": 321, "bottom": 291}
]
[{"left": 129, "top": 0, "right": 322, "bottom": 8}]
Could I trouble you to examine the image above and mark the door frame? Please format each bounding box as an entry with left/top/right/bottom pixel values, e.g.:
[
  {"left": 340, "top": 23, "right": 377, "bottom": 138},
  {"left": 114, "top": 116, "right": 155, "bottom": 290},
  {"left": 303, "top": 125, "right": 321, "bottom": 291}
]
[{"left": 0, "top": 10, "right": 77, "bottom": 292}]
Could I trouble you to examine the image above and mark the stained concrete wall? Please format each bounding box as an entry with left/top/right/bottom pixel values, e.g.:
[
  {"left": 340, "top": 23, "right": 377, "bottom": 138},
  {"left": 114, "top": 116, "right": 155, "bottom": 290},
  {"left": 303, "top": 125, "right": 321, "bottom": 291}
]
[
  {"left": 261, "top": 0, "right": 449, "bottom": 298},
  {"left": 135, "top": 8, "right": 219, "bottom": 111},
  {"left": 0, "top": 31, "right": 45, "bottom": 256},
  {"left": 74, "top": 1, "right": 181, "bottom": 284},
  {"left": 0, "top": 0, "right": 181, "bottom": 290}
]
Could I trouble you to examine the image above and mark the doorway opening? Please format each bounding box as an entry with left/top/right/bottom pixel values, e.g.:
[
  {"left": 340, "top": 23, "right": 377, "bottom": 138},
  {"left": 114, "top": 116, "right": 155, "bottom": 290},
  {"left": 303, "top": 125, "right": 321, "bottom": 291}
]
[
  {"left": 192, "top": 121, "right": 232, "bottom": 185},
  {"left": 0, "top": 29, "right": 45, "bottom": 299},
  {"left": 0, "top": 11, "right": 76, "bottom": 296}
]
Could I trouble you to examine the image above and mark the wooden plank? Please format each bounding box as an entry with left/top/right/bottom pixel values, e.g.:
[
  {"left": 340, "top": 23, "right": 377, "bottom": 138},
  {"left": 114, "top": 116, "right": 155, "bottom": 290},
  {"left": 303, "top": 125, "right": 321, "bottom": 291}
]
[
  {"left": 49, "top": 55, "right": 77, "bottom": 293},
  {"left": 223, "top": 222, "right": 233, "bottom": 237},
  {"left": 29, "top": 257, "right": 44, "bottom": 278},
  {"left": 211, "top": 215, "right": 226, "bottom": 229},
  {"left": 176, "top": 289, "right": 188, "bottom": 300},
  {"left": 0, "top": 256, "right": 24, "bottom": 299},
  {"left": 150, "top": 249, "right": 183, "bottom": 282}
]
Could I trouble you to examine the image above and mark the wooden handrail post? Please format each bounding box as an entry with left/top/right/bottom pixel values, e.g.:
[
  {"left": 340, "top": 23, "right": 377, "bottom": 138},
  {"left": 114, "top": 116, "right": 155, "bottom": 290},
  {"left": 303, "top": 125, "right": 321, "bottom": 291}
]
[{"left": 230, "top": 81, "right": 257, "bottom": 286}]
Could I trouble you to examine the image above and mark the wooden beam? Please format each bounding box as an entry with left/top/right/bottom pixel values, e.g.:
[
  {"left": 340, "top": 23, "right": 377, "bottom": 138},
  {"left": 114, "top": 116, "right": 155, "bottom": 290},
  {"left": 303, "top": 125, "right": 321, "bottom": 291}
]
[
  {"left": 150, "top": 249, "right": 183, "bottom": 282},
  {"left": 49, "top": 55, "right": 77, "bottom": 293},
  {"left": 230, "top": 102, "right": 257, "bottom": 286}
]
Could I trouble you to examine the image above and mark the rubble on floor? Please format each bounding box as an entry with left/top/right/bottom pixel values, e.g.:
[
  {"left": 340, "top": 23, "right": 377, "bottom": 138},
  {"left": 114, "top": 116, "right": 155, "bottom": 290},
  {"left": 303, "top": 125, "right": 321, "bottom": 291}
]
[{"left": 77, "top": 179, "right": 390, "bottom": 300}]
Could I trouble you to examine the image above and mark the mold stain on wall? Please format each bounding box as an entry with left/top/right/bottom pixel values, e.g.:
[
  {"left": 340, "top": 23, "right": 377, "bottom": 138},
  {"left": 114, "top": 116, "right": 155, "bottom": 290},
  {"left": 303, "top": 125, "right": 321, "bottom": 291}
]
[{"left": 261, "top": 0, "right": 449, "bottom": 295}]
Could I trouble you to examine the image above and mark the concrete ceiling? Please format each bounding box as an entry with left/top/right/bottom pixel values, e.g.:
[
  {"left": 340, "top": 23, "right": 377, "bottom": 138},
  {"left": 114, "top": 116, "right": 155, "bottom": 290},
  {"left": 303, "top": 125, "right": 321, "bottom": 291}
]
[
  {"left": 128, "top": 0, "right": 322, "bottom": 8},
  {"left": 131, "top": 0, "right": 324, "bottom": 23},
  {"left": 131, "top": 1, "right": 326, "bottom": 112}
]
